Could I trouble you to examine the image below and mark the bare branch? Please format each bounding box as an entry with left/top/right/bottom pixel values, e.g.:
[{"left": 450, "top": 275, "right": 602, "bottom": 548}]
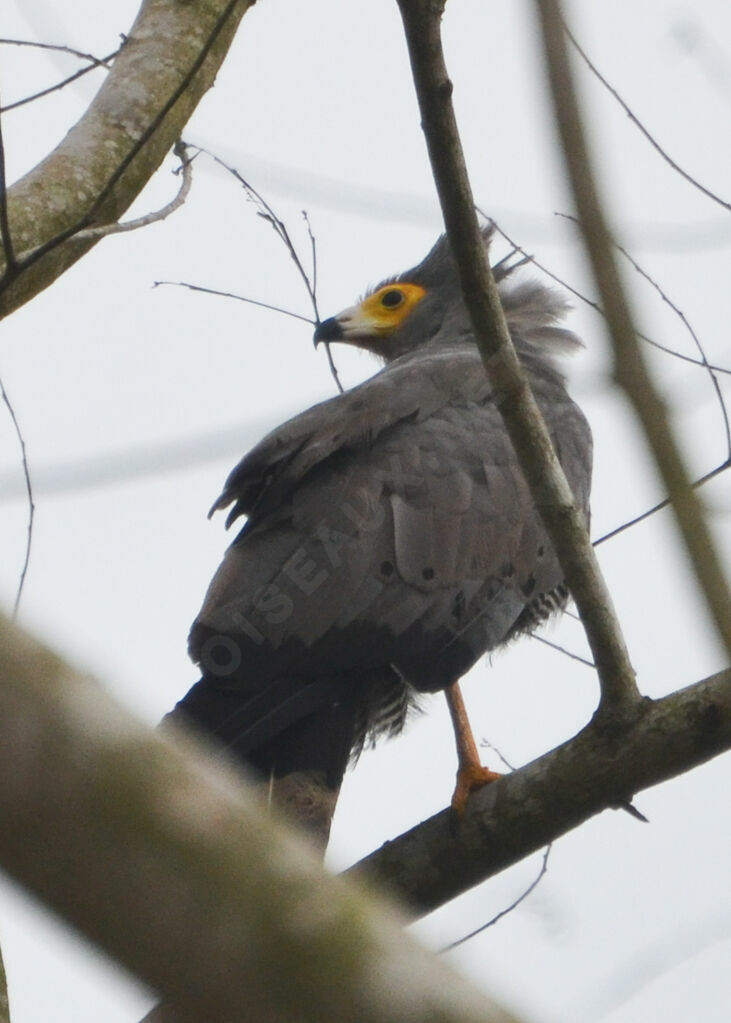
[
  {"left": 72, "top": 141, "right": 194, "bottom": 243},
  {"left": 0, "top": 371, "right": 34, "bottom": 617},
  {"left": 394, "top": 0, "right": 639, "bottom": 716},
  {"left": 535, "top": 0, "right": 731, "bottom": 659},
  {"left": 595, "top": 458, "right": 731, "bottom": 546},
  {"left": 350, "top": 668, "right": 731, "bottom": 916},
  {"left": 439, "top": 846, "right": 552, "bottom": 953},
  {"left": 0, "top": 0, "right": 256, "bottom": 319},
  {"left": 555, "top": 210, "right": 731, "bottom": 458},
  {"left": 0, "top": 47, "right": 122, "bottom": 114},
  {"left": 613, "top": 238, "right": 731, "bottom": 457},
  {"left": 0, "top": 36, "right": 117, "bottom": 66},
  {"left": 487, "top": 216, "right": 731, "bottom": 377},
  {"left": 201, "top": 148, "right": 320, "bottom": 315},
  {"left": 564, "top": 21, "right": 731, "bottom": 213},
  {"left": 321, "top": 336, "right": 346, "bottom": 394},
  {"left": 491, "top": 215, "right": 731, "bottom": 546},
  {"left": 199, "top": 148, "right": 345, "bottom": 393},
  {"left": 529, "top": 631, "right": 595, "bottom": 669},
  {"left": 153, "top": 280, "right": 315, "bottom": 325}
]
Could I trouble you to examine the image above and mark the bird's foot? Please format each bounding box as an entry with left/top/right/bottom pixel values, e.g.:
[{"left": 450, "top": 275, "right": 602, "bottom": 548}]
[{"left": 450, "top": 762, "right": 502, "bottom": 817}]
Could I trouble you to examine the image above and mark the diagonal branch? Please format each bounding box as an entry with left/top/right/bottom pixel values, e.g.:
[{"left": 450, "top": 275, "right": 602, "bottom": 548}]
[
  {"left": 0, "top": 618, "right": 728, "bottom": 1014},
  {"left": 394, "top": 0, "right": 639, "bottom": 718},
  {"left": 0, "top": 46, "right": 122, "bottom": 114},
  {"left": 0, "top": 612, "right": 524, "bottom": 1023},
  {"left": 534, "top": 0, "right": 731, "bottom": 659},
  {"left": 0, "top": 0, "right": 255, "bottom": 321},
  {"left": 0, "top": 370, "right": 34, "bottom": 617},
  {"left": 563, "top": 21, "right": 731, "bottom": 213},
  {"left": 70, "top": 140, "right": 194, "bottom": 243},
  {"left": 349, "top": 668, "right": 731, "bottom": 916}
]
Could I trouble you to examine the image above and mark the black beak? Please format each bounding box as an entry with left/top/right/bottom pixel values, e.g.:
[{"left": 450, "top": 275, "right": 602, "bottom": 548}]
[{"left": 313, "top": 317, "right": 343, "bottom": 347}]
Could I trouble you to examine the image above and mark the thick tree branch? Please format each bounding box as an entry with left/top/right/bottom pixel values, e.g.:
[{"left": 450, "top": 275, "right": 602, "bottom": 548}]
[
  {"left": 0, "top": 0, "right": 254, "bottom": 320},
  {"left": 394, "top": 0, "right": 639, "bottom": 717},
  {"left": 534, "top": 0, "right": 731, "bottom": 658},
  {"left": 0, "top": 612, "right": 524, "bottom": 1023},
  {"left": 0, "top": 622, "right": 728, "bottom": 1019},
  {"left": 349, "top": 669, "right": 731, "bottom": 916}
]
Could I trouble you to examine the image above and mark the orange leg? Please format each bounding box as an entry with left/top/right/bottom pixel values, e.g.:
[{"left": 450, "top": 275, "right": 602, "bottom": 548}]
[{"left": 444, "top": 681, "right": 501, "bottom": 815}]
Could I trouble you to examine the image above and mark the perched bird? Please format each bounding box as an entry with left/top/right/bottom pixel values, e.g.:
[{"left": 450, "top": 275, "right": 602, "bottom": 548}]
[{"left": 166, "top": 229, "right": 592, "bottom": 844}]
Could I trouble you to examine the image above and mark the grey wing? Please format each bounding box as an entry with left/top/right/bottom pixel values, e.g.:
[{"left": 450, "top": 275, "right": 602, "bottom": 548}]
[
  {"left": 191, "top": 389, "right": 591, "bottom": 693},
  {"left": 209, "top": 350, "right": 491, "bottom": 527}
]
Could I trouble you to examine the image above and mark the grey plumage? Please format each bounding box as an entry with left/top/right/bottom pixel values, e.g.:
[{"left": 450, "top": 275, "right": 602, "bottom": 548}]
[{"left": 168, "top": 229, "right": 592, "bottom": 832}]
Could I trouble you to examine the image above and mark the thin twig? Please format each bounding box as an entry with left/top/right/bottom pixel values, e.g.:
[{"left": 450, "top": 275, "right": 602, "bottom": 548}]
[
  {"left": 74, "top": 141, "right": 194, "bottom": 242},
  {"left": 595, "top": 458, "right": 731, "bottom": 545},
  {"left": 199, "top": 147, "right": 345, "bottom": 393},
  {"left": 564, "top": 20, "right": 731, "bottom": 213},
  {"left": 614, "top": 240, "right": 731, "bottom": 457},
  {"left": 9, "top": 141, "right": 196, "bottom": 267},
  {"left": 488, "top": 213, "right": 731, "bottom": 543},
  {"left": 487, "top": 213, "right": 731, "bottom": 377},
  {"left": 201, "top": 148, "right": 319, "bottom": 311},
  {"left": 438, "top": 847, "right": 552, "bottom": 953},
  {"left": 153, "top": 281, "right": 314, "bottom": 325},
  {"left": 478, "top": 738, "right": 516, "bottom": 772},
  {"left": 535, "top": 0, "right": 731, "bottom": 658},
  {"left": 302, "top": 209, "right": 318, "bottom": 304},
  {"left": 0, "top": 37, "right": 117, "bottom": 66},
  {"left": 529, "top": 631, "right": 595, "bottom": 668},
  {"left": 555, "top": 210, "right": 731, "bottom": 456},
  {"left": 321, "top": 340, "right": 345, "bottom": 393},
  {"left": 0, "top": 47, "right": 121, "bottom": 114},
  {"left": 0, "top": 371, "right": 34, "bottom": 617}
]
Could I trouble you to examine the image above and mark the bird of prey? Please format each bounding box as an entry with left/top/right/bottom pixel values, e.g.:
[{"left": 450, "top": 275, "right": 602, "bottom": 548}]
[{"left": 166, "top": 229, "right": 592, "bottom": 844}]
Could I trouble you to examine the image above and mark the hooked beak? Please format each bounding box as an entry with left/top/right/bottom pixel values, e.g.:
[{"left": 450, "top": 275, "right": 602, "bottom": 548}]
[
  {"left": 312, "top": 301, "right": 379, "bottom": 348},
  {"left": 313, "top": 316, "right": 344, "bottom": 347}
]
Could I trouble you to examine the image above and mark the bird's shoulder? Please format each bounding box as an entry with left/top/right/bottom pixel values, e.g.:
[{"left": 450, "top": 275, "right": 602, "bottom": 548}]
[{"left": 210, "top": 348, "right": 492, "bottom": 528}]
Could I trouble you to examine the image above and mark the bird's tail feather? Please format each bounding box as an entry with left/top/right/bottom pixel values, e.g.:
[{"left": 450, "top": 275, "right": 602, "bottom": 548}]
[
  {"left": 165, "top": 673, "right": 361, "bottom": 774},
  {"left": 163, "top": 667, "right": 413, "bottom": 845}
]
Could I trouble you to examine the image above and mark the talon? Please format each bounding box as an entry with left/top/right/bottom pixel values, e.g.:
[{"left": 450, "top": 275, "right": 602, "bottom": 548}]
[{"left": 451, "top": 762, "right": 502, "bottom": 816}]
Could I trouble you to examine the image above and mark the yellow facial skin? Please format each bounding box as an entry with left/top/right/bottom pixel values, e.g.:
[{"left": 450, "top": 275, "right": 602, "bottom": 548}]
[
  {"left": 325, "top": 283, "right": 428, "bottom": 344},
  {"left": 358, "top": 283, "right": 428, "bottom": 336}
]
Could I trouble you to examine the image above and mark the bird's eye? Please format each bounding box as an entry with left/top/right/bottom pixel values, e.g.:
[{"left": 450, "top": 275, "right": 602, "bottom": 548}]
[{"left": 380, "top": 289, "right": 405, "bottom": 309}]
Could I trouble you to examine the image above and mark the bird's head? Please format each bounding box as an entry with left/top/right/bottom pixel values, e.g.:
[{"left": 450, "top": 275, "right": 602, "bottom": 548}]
[
  {"left": 313, "top": 230, "right": 493, "bottom": 362},
  {"left": 313, "top": 227, "right": 579, "bottom": 370}
]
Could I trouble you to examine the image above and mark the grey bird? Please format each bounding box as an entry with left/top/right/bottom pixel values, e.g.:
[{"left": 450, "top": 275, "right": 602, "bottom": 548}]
[{"left": 166, "top": 229, "right": 592, "bottom": 844}]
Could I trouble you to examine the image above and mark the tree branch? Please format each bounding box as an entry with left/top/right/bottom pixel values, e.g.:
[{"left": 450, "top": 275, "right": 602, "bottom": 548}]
[
  {"left": 0, "top": 612, "right": 524, "bottom": 1023},
  {"left": 394, "top": 0, "right": 639, "bottom": 717},
  {"left": 71, "top": 140, "right": 194, "bottom": 243},
  {"left": 0, "top": 0, "right": 255, "bottom": 320},
  {"left": 534, "top": 0, "right": 731, "bottom": 659},
  {"left": 350, "top": 669, "right": 731, "bottom": 916}
]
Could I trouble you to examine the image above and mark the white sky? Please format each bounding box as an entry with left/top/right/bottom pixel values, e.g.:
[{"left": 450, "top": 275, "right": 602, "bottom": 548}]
[{"left": 0, "top": 1, "right": 730, "bottom": 1021}]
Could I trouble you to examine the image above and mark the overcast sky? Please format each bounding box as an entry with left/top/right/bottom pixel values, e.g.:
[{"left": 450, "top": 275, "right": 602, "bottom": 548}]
[{"left": 1, "top": 1, "right": 730, "bottom": 1021}]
